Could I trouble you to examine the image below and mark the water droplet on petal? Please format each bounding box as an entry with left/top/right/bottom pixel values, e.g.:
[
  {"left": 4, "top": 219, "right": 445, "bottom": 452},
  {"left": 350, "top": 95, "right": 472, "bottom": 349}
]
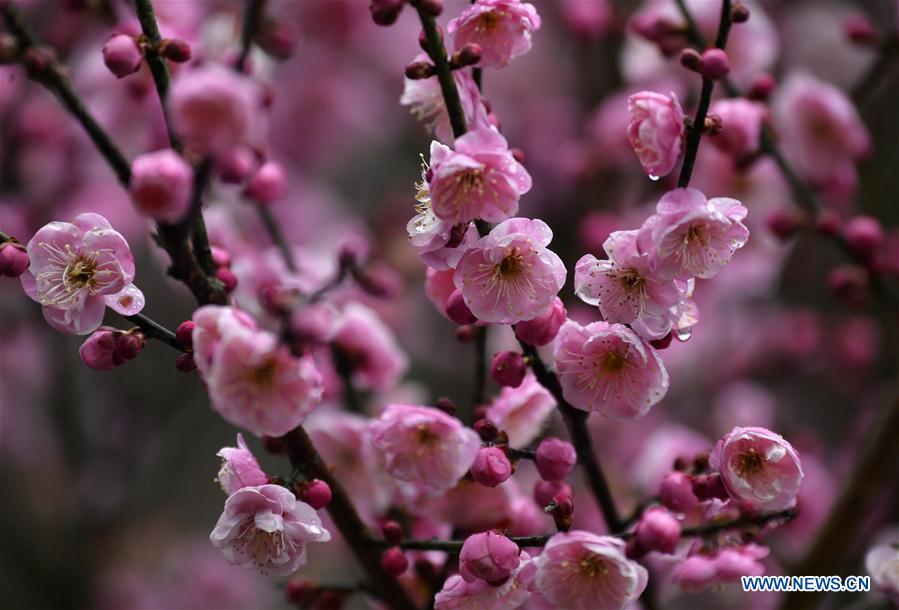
[
  {"left": 675, "top": 327, "right": 692, "bottom": 342},
  {"left": 648, "top": 174, "right": 660, "bottom": 182}
]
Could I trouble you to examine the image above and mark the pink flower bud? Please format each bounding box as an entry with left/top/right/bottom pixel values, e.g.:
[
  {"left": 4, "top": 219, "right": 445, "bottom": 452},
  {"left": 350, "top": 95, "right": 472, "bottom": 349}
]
[
  {"left": 456, "top": 43, "right": 482, "bottom": 67},
  {"left": 244, "top": 161, "right": 286, "bottom": 203},
  {"left": 747, "top": 73, "right": 776, "bottom": 101},
  {"left": 700, "top": 49, "right": 731, "bottom": 80},
  {"left": 405, "top": 60, "right": 436, "bottom": 80},
  {"left": 828, "top": 265, "right": 870, "bottom": 306},
  {"left": 766, "top": 209, "right": 804, "bottom": 241},
  {"left": 844, "top": 14, "right": 877, "bottom": 44},
  {"left": 380, "top": 547, "right": 409, "bottom": 577},
  {"left": 175, "top": 321, "right": 195, "bottom": 349},
  {"left": 679, "top": 48, "right": 702, "bottom": 71},
  {"left": 514, "top": 297, "right": 566, "bottom": 346},
  {"left": 210, "top": 245, "right": 232, "bottom": 268},
  {"left": 456, "top": 324, "right": 476, "bottom": 343},
  {"left": 114, "top": 330, "right": 146, "bottom": 361},
  {"left": 79, "top": 327, "right": 123, "bottom": 370},
  {"left": 474, "top": 418, "right": 500, "bottom": 442},
  {"left": 471, "top": 446, "right": 512, "bottom": 487},
  {"left": 216, "top": 147, "right": 258, "bottom": 184},
  {"left": 175, "top": 352, "right": 197, "bottom": 372},
  {"left": 659, "top": 472, "right": 698, "bottom": 513},
  {"left": 490, "top": 351, "right": 526, "bottom": 388},
  {"left": 535, "top": 437, "right": 576, "bottom": 481},
  {"left": 102, "top": 34, "right": 143, "bottom": 79},
  {"left": 692, "top": 473, "right": 729, "bottom": 501},
  {"left": 843, "top": 215, "right": 884, "bottom": 259},
  {"left": 299, "top": 479, "right": 332, "bottom": 510},
  {"left": 635, "top": 507, "right": 681, "bottom": 554},
  {"left": 382, "top": 520, "right": 404, "bottom": 545},
  {"left": 673, "top": 555, "right": 718, "bottom": 592},
  {"left": 419, "top": 0, "right": 443, "bottom": 17},
  {"left": 446, "top": 289, "right": 477, "bottom": 325},
  {"left": 459, "top": 531, "right": 521, "bottom": 584},
  {"left": 534, "top": 480, "right": 572, "bottom": 508},
  {"left": 158, "top": 38, "right": 191, "bottom": 63},
  {"left": 731, "top": 2, "right": 750, "bottom": 23},
  {"left": 650, "top": 332, "right": 673, "bottom": 350},
  {"left": 129, "top": 149, "right": 193, "bottom": 223},
  {"left": 0, "top": 241, "right": 29, "bottom": 277},
  {"left": 549, "top": 493, "right": 574, "bottom": 531},
  {"left": 216, "top": 267, "right": 239, "bottom": 292},
  {"left": 257, "top": 21, "right": 299, "bottom": 60},
  {"left": 369, "top": 0, "right": 404, "bottom": 26},
  {"left": 816, "top": 209, "right": 842, "bottom": 237},
  {"left": 435, "top": 396, "right": 457, "bottom": 415},
  {"left": 285, "top": 578, "right": 317, "bottom": 606}
]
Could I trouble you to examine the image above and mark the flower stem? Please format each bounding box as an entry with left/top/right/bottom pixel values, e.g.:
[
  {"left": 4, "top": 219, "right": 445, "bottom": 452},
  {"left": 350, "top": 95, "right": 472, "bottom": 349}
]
[
  {"left": 520, "top": 341, "right": 624, "bottom": 532},
  {"left": 676, "top": 0, "right": 733, "bottom": 189},
  {"left": 237, "top": 0, "right": 267, "bottom": 73},
  {"left": 122, "top": 312, "right": 184, "bottom": 351},
  {"left": 256, "top": 205, "right": 297, "bottom": 271}
]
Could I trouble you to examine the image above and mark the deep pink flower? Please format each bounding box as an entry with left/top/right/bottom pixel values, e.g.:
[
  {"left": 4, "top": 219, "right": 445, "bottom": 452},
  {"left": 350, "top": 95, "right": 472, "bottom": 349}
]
[
  {"left": 331, "top": 303, "right": 408, "bottom": 392},
  {"left": 20, "top": 213, "right": 142, "bottom": 335},
  {"left": 427, "top": 128, "right": 531, "bottom": 225},
  {"left": 575, "top": 229, "right": 684, "bottom": 340},
  {"left": 216, "top": 433, "right": 268, "bottom": 495},
  {"left": 554, "top": 320, "right": 669, "bottom": 419},
  {"left": 490, "top": 351, "right": 527, "bottom": 387},
  {"left": 535, "top": 531, "right": 647, "bottom": 610},
  {"left": 370, "top": 404, "right": 480, "bottom": 492},
  {"left": 435, "top": 552, "right": 535, "bottom": 609},
  {"left": 79, "top": 327, "right": 145, "bottom": 370},
  {"left": 773, "top": 72, "right": 870, "bottom": 186},
  {"left": 514, "top": 296, "right": 566, "bottom": 346},
  {"left": 627, "top": 91, "right": 685, "bottom": 178},
  {"left": 471, "top": 446, "right": 513, "bottom": 488},
  {"left": 459, "top": 531, "right": 521, "bottom": 584},
  {"left": 400, "top": 54, "right": 490, "bottom": 143},
  {"left": 709, "top": 98, "right": 767, "bottom": 158},
  {"left": 448, "top": 0, "right": 541, "bottom": 68},
  {"left": 710, "top": 426, "right": 804, "bottom": 512},
  {"left": 169, "top": 65, "right": 261, "bottom": 156},
  {"left": 210, "top": 484, "right": 330, "bottom": 575},
  {"left": 485, "top": 372, "right": 556, "bottom": 448},
  {"left": 455, "top": 218, "right": 565, "bottom": 324},
  {"left": 637, "top": 188, "right": 750, "bottom": 280},
  {"left": 635, "top": 506, "right": 681, "bottom": 554},
  {"left": 129, "top": 149, "right": 193, "bottom": 224},
  {"left": 191, "top": 305, "right": 259, "bottom": 376},
  {"left": 659, "top": 471, "right": 699, "bottom": 513}
]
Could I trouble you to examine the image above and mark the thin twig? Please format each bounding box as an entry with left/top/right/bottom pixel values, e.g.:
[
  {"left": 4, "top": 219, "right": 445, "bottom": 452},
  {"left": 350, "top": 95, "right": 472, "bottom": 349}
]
[
  {"left": 256, "top": 205, "right": 297, "bottom": 271},
  {"left": 123, "top": 312, "right": 184, "bottom": 351},
  {"left": 237, "top": 0, "right": 267, "bottom": 73}
]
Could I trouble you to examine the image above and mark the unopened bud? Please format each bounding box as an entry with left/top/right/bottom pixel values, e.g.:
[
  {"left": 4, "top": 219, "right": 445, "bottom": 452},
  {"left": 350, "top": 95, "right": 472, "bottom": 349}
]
[
  {"left": 446, "top": 289, "right": 477, "bottom": 325},
  {"left": 175, "top": 320, "right": 195, "bottom": 350},
  {"left": 679, "top": 48, "right": 702, "bottom": 72},
  {"left": 418, "top": 0, "right": 443, "bottom": 17},
  {"left": 490, "top": 351, "right": 527, "bottom": 388},
  {"left": 216, "top": 267, "right": 238, "bottom": 292},
  {"left": 747, "top": 73, "right": 776, "bottom": 101},
  {"left": 158, "top": 38, "right": 191, "bottom": 63},
  {"left": 699, "top": 48, "right": 730, "bottom": 80},
  {"left": 380, "top": 547, "right": 409, "bottom": 577},
  {"left": 382, "top": 520, "right": 404, "bottom": 545},
  {"left": 175, "top": 352, "right": 197, "bottom": 372},
  {"left": 102, "top": 34, "right": 143, "bottom": 78},
  {"left": 435, "top": 396, "right": 457, "bottom": 415},
  {"left": 731, "top": 1, "right": 750, "bottom": 23},
  {"left": 450, "top": 43, "right": 481, "bottom": 68},
  {"left": 405, "top": 60, "right": 436, "bottom": 80},
  {"left": 703, "top": 113, "right": 723, "bottom": 135},
  {"left": 474, "top": 418, "right": 500, "bottom": 442},
  {"left": 844, "top": 14, "right": 878, "bottom": 45},
  {"left": 298, "top": 479, "right": 332, "bottom": 510},
  {"left": 0, "top": 240, "right": 29, "bottom": 277},
  {"left": 370, "top": 0, "right": 405, "bottom": 26}
]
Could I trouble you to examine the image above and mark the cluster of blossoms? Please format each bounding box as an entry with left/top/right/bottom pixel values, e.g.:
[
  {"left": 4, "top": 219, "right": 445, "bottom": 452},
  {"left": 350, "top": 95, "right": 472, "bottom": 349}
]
[{"left": 5, "top": 0, "right": 898, "bottom": 608}]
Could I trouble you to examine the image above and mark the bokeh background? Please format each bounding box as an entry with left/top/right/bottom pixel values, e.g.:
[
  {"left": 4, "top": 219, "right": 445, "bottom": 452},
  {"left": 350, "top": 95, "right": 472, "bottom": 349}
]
[{"left": 1, "top": 1, "right": 897, "bottom": 609}]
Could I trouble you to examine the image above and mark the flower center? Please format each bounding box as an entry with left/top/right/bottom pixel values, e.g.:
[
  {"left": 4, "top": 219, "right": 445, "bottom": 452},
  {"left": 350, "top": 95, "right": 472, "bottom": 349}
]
[
  {"left": 65, "top": 257, "right": 97, "bottom": 289},
  {"left": 621, "top": 270, "right": 644, "bottom": 292},
  {"left": 578, "top": 554, "right": 610, "bottom": 579},
  {"left": 456, "top": 169, "right": 484, "bottom": 195},
  {"left": 478, "top": 11, "right": 500, "bottom": 30},
  {"left": 685, "top": 223, "right": 707, "bottom": 246},
  {"left": 734, "top": 448, "right": 766, "bottom": 478},
  {"left": 601, "top": 351, "right": 627, "bottom": 373},
  {"left": 248, "top": 358, "right": 277, "bottom": 388},
  {"left": 499, "top": 247, "right": 525, "bottom": 278},
  {"left": 416, "top": 423, "right": 439, "bottom": 446}
]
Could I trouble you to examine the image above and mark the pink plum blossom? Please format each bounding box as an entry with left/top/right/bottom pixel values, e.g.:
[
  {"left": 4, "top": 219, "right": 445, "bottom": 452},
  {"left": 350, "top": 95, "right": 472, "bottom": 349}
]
[
  {"left": 331, "top": 303, "right": 408, "bottom": 392},
  {"left": 447, "top": 0, "right": 541, "bottom": 69},
  {"left": 773, "top": 72, "right": 870, "bottom": 187},
  {"left": 575, "top": 229, "right": 684, "bottom": 340},
  {"left": 709, "top": 98, "right": 768, "bottom": 159},
  {"left": 459, "top": 530, "right": 521, "bottom": 584},
  {"left": 435, "top": 552, "right": 536, "bottom": 609},
  {"left": 454, "top": 218, "right": 566, "bottom": 324},
  {"left": 637, "top": 188, "right": 750, "bottom": 280},
  {"left": 400, "top": 54, "right": 490, "bottom": 143},
  {"left": 554, "top": 320, "right": 669, "bottom": 419},
  {"left": 485, "top": 372, "right": 556, "bottom": 448},
  {"left": 673, "top": 544, "right": 769, "bottom": 592},
  {"left": 192, "top": 307, "right": 323, "bottom": 437},
  {"left": 627, "top": 90, "right": 685, "bottom": 178},
  {"left": 427, "top": 128, "right": 532, "bottom": 225},
  {"left": 534, "top": 531, "right": 647, "bottom": 610},
  {"left": 216, "top": 433, "right": 268, "bottom": 495},
  {"left": 710, "top": 426, "right": 804, "bottom": 512},
  {"left": 20, "top": 213, "right": 142, "bottom": 335},
  {"left": 865, "top": 541, "right": 899, "bottom": 603},
  {"left": 370, "top": 404, "right": 480, "bottom": 492},
  {"left": 210, "top": 484, "right": 330, "bottom": 575},
  {"left": 169, "top": 65, "right": 261, "bottom": 156}
]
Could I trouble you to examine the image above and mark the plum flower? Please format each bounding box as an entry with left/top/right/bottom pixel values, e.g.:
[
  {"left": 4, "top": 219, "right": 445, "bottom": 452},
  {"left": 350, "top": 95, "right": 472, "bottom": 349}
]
[
  {"left": 427, "top": 128, "right": 532, "bottom": 225},
  {"left": 534, "top": 532, "right": 647, "bottom": 610},
  {"left": 553, "top": 320, "right": 669, "bottom": 420},
  {"left": 193, "top": 306, "right": 324, "bottom": 437},
  {"left": 435, "top": 552, "right": 536, "bottom": 609},
  {"left": 216, "top": 433, "right": 268, "bottom": 495},
  {"left": 627, "top": 91, "right": 685, "bottom": 179},
  {"left": 865, "top": 540, "right": 899, "bottom": 603},
  {"left": 448, "top": 0, "right": 541, "bottom": 69},
  {"left": 370, "top": 404, "right": 480, "bottom": 492},
  {"left": 459, "top": 530, "right": 521, "bottom": 584},
  {"left": 331, "top": 303, "right": 408, "bottom": 392},
  {"left": 20, "top": 213, "right": 143, "bottom": 335},
  {"left": 709, "top": 98, "right": 768, "bottom": 159},
  {"left": 637, "top": 188, "right": 750, "bottom": 280},
  {"left": 485, "top": 372, "right": 556, "bottom": 448},
  {"left": 400, "top": 54, "right": 490, "bottom": 143},
  {"left": 455, "top": 218, "right": 566, "bottom": 324},
  {"left": 673, "top": 544, "right": 769, "bottom": 592},
  {"left": 574, "top": 229, "right": 683, "bottom": 340},
  {"left": 210, "top": 484, "right": 330, "bottom": 576},
  {"left": 710, "top": 426, "right": 804, "bottom": 512}
]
